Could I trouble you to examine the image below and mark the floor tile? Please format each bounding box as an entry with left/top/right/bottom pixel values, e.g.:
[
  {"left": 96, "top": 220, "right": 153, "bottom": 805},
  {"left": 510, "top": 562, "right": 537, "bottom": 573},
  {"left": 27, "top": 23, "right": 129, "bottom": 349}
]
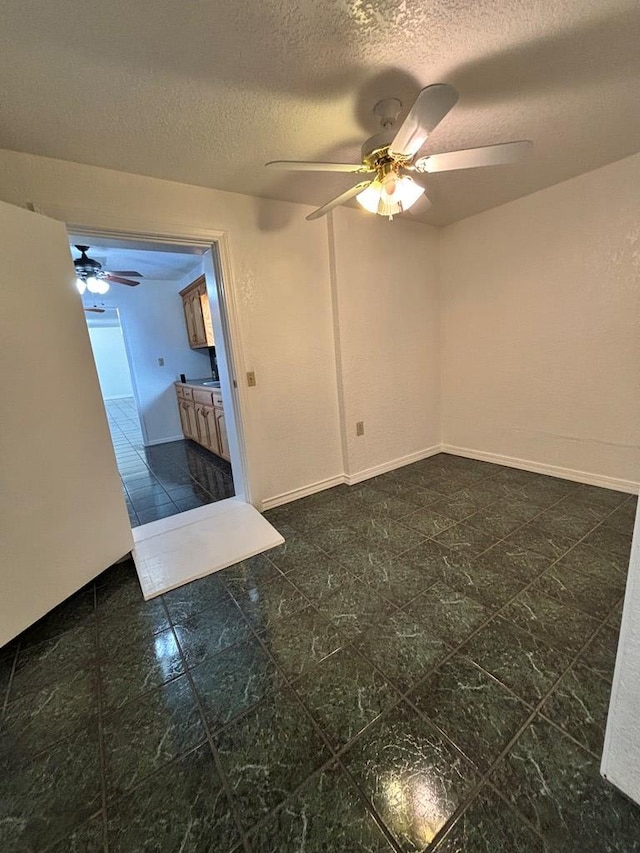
[
  {"left": 540, "top": 662, "right": 611, "bottom": 755},
  {"left": 553, "top": 541, "right": 631, "bottom": 584},
  {"left": 173, "top": 598, "right": 253, "bottom": 666},
  {"left": 215, "top": 686, "right": 330, "bottom": 829},
  {"left": 501, "top": 588, "right": 600, "bottom": 654},
  {"left": 315, "top": 575, "right": 396, "bottom": 639},
  {"left": 366, "top": 475, "right": 443, "bottom": 507},
  {"left": 10, "top": 626, "right": 97, "bottom": 699},
  {"left": 46, "top": 813, "right": 106, "bottom": 852},
  {"left": 230, "top": 572, "right": 307, "bottom": 632},
  {"left": 463, "top": 616, "right": 572, "bottom": 705},
  {"left": 491, "top": 718, "right": 640, "bottom": 852},
  {"left": 402, "top": 508, "right": 457, "bottom": 538},
  {"left": 433, "top": 785, "right": 544, "bottom": 852},
  {"left": 332, "top": 537, "right": 400, "bottom": 578},
  {"left": 432, "top": 522, "right": 498, "bottom": 557},
  {"left": 265, "top": 527, "right": 329, "bottom": 574},
  {"left": 404, "top": 581, "right": 490, "bottom": 646},
  {"left": 360, "top": 552, "right": 441, "bottom": 606},
  {"left": 439, "top": 559, "right": 527, "bottom": 611},
  {"left": 1, "top": 667, "right": 98, "bottom": 764},
  {"left": 532, "top": 562, "right": 623, "bottom": 619},
  {"left": 504, "top": 518, "right": 584, "bottom": 560},
  {"left": 106, "top": 744, "right": 241, "bottom": 853},
  {"left": 576, "top": 625, "right": 620, "bottom": 683},
  {"left": 428, "top": 490, "right": 497, "bottom": 521},
  {"left": 100, "top": 627, "right": 184, "bottom": 712},
  {"left": 408, "top": 656, "right": 530, "bottom": 771},
  {"left": 0, "top": 725, "right": 102, "bottom": 852},
  {"left": 103, "top": 675, "right": 205, "bottom": 796},
  {"left": 353, "top": 610, "right": 450, "bottom": 692},
  {"left": 287, "top": 552, "right": 353, "bottom": 603},
  {"left": 191, "top": 637, "right": 284, "bottom": 730},
  {"left": 581, "top": 524, "right": 633, "bottom": 560},
  {"left": 17, "top": 585, "right": 95, "bottom": 647},
  {"left": 293, "top": 647, "right": 399, "bottom": 747},
  {"left": 343, "top": 701, "right": 479, "bottom": 852},
  {"left": 474, "top": 541, "right": 551, "bottom": 582},
  {"left": 248, "top": 762, "right": 394, "bottom": 852},
  {"left": 163, "top": 572, "right": 231, "bottom": 622},
  {"left": 97, "top": 597, "right": 170, "bottom": 656},
  {"left": 258, "top": 605, "right": 344, "bottom": 679},
  {"left": 603, "top": 498, "right": 637, "bottom": 536}
]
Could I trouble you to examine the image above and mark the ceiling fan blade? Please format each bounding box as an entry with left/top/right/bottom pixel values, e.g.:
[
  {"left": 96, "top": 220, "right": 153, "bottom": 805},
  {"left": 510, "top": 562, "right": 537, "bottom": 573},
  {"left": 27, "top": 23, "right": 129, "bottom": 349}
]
[
  {"left": 104, "top": 274, "right": 140, "bottom": 287},
  {"left": 107, "top": 270, "right": 143, "bottom": 277},
  {"left": 266, "top": 160, "right": 373, "bottom": 174},
  {"left": 84, "top": 307, "right": 105, "bottom": 313},
  {"left": 306, "top": 181, "right": 372, "bottom": 221},
  {"left": 390, "top": 84, "right": 459, "bottom": 159},
  {"left": 416, "top": 140, "right": 533, "bottom": 173}
]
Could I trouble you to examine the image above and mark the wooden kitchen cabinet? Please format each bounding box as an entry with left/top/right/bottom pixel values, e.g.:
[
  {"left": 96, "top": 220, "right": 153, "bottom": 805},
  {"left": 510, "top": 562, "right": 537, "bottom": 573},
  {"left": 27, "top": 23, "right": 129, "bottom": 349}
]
[
  {"left": 179, "top": 275, "right": 215, "bottom": 349},
  {"left": 175, "top": 382, "right": 230, "bottom": 462}
]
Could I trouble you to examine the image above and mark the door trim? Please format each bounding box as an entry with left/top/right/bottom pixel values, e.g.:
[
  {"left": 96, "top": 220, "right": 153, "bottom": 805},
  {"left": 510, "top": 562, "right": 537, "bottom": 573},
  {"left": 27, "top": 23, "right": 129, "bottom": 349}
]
[{"left": 67, "top": 223, "right": 253, "bottom": 506}]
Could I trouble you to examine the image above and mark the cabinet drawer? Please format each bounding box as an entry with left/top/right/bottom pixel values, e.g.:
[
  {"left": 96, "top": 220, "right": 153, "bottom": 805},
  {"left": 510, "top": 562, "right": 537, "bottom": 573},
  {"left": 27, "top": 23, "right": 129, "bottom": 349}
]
[
  {"left": 175, "top": 384, "right": 185, "bottom": 398},
  {"left": 212, "top": 390, "right": 223, "bottom": 408},
  {"left": 193, "top": 388, "right": 214, "bottom": 406},
  {"left": 181, "top": 386, "right": 194, "bottom": 400}
]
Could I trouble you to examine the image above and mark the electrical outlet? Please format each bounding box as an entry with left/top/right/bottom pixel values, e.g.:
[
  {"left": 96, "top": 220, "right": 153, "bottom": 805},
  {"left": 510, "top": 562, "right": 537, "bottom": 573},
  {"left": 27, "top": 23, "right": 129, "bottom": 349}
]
[
  {"left": 356, "top": 421, "right": 365, "bottom": 436},
  {"left": 247, "top": 371, "right": 256, "bottom": 387},
  {"left": 157, "top": 357, "right": 164, "bottom": 366}
]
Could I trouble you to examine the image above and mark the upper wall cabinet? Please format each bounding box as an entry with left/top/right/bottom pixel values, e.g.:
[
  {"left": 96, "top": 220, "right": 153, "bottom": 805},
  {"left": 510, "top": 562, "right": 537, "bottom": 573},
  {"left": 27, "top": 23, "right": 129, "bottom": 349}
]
[{"left": 180, "top": 274, "right": 215, "bottom": 349}]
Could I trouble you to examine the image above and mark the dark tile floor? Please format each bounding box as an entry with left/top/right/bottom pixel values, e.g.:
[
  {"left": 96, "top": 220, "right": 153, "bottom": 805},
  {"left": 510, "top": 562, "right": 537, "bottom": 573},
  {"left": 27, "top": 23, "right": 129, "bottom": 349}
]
[
  {"left": 106, "top": 398, "right": 234, "bottom": 526},
  {"left": 2, "top": 454, "right": 639, "bottom": 852}
]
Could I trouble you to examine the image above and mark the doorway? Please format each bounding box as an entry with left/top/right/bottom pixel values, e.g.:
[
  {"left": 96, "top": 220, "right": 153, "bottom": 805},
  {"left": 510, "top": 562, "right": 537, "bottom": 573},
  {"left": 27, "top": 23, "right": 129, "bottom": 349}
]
[{"left": 71, "top": 233, "right": 242, "bottom": 528}]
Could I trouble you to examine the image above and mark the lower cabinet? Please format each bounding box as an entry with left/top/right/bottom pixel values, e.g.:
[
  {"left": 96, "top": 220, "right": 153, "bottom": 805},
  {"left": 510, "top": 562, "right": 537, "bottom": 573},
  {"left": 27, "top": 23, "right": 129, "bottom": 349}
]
[{"left": 175, "top": 384, "right": 230, "bottom": 462}]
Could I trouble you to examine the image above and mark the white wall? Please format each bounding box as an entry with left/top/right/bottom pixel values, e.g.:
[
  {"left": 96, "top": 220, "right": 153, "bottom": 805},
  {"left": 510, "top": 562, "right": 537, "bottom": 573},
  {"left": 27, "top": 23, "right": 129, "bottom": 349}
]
[
  {"left": 0, "top": 150, "right": 344, "bottom": 505},
  {"left": 330, "top": 207, "right": 440, "bottom": 480},
  {"left": 602, "top": 501, "right": 640, "bottom": 803},
  {"left": 440, "top": 153, "right": 640, "bottom": 490},
  {"left": 89, "top": 276, "right": 210, "bottom": 444},
  {"left": 87, "top": 322, "right": 134, "bottom": 400}
]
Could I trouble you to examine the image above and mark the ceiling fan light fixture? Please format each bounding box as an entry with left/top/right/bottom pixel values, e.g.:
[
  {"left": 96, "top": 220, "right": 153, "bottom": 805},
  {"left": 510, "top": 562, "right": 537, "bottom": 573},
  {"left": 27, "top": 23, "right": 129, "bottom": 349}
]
[
  {"left": 356, "top": 173, "right": 424, "bottom": 217},
  {"left": 75, "top": 276, "right": 87, "bottom": 295},
  {"left": 86, "top": 275, "right": 109, "bottom": 295}
]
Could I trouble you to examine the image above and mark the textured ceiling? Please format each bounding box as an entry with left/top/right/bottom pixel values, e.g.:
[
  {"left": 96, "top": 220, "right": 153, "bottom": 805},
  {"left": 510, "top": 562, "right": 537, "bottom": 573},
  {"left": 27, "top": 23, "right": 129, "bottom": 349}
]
[
  {"left": 68, "top": 238, "right": 203, "bottom": 281},
  {"left": 2, "top": 0, "right": 639, "bottom": 225}
]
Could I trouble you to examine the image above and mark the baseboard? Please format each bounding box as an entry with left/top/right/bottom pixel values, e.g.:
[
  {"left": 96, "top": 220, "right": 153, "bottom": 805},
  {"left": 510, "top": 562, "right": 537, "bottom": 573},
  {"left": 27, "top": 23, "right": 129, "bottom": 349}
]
[
  {"left": 261, "top": 445, "right": 443, "bottom": 510},
  {"left": 144, "top": 435, "right": 185, "bottom": 447},
  {"left": 261, "top": 475, "right": 347, "bottom": 511},
  {"left": 345, "top": 445, "right": 442, "bottom": 486},
  {"left": 441, "top": 444, "right": 639, "bottom": 494}
]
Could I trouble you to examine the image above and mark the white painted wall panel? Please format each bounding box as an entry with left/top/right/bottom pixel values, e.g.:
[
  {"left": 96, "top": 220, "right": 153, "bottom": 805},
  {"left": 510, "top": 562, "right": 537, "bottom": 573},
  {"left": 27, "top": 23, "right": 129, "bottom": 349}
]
[
  {"left": 87, "top": 324, "right": 134, "bottom": 400},
  {"left": 440, "top": 153, "right": 640, "bottom": 488}
]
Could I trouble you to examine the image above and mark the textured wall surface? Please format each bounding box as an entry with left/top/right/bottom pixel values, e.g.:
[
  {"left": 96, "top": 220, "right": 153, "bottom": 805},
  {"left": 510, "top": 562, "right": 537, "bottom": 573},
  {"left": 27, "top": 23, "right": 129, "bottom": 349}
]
[
  {"left": 0, "top": 149, "right": 345, "bottom": 505},
  {"left": 602, "top": 501, "right": 640, "bottom": 802},
  {"left": 330, "top": 207, "right": 440, "bottom": 478},
  {"left": 440, "top": 153, "right": 640, "bottom": 487},
  {"left": 86, "top": 324, "right": 135, "bottom": 400}
]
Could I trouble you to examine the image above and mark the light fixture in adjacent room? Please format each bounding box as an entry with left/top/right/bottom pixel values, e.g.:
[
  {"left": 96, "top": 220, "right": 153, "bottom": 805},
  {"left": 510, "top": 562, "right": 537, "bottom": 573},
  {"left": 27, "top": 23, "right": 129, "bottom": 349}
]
[{"left": 86, "top": 275, "right": 110, "bottom": 295}]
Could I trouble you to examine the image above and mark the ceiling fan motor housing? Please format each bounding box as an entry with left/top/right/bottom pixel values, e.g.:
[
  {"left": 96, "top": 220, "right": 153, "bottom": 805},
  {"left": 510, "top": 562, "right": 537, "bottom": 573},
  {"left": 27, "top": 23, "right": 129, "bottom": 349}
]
[{"left": 73, "top": 245, "right": 103, "bottom": 280}]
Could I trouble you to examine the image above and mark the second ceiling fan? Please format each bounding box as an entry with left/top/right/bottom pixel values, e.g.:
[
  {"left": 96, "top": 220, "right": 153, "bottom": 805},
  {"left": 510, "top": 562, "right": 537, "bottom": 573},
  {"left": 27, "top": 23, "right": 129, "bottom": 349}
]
[
  {"left": 266, "top": 84, "right": 532, "bottom": 221},
  {"left": 73, "top": 245, "right": 144, "bottom": 295}
]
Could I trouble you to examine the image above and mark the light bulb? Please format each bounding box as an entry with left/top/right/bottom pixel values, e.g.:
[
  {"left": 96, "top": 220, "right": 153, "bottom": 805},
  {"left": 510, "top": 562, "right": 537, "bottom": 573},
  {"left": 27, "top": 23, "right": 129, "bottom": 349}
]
[
  {"left": 356, "top": 174, "right": 424, "bottom": 217},
  {"left": 75, "top": 277, "right": 87, "bottom": 295},
  {"left": 86, "top": 276, "right": 109, "bottom": 295}
]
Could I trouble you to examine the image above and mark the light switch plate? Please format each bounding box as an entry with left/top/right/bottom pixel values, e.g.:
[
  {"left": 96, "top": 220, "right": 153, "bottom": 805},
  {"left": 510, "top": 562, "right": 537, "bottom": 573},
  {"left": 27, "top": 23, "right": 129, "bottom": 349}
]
[{"left": 247, "top": 371, "right": 256, "bottom": 387}]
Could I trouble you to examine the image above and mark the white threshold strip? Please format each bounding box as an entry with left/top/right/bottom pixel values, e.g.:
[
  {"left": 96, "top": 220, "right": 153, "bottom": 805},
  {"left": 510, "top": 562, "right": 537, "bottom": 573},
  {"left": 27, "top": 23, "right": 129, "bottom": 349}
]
[{"left": 131, "top": 497, "right": 284, "bottom": 600}]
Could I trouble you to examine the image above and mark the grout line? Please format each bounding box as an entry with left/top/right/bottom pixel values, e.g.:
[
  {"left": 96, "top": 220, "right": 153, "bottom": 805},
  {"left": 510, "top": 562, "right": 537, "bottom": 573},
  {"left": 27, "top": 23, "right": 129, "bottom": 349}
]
[{"left": 159, "top": 597, "right": 252, "bottom": 853}]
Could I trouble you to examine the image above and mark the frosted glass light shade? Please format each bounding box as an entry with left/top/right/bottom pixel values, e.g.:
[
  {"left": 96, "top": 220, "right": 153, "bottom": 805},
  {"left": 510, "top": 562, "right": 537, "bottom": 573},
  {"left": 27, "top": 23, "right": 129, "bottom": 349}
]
[
  {"left": 356, "top": 174, "right": 424, "bottom": 216},
  {"left": 75, "top": 276, "right": 87, "bottom": 295},
  {"left": 86, "top": 276, "right": 109, "bottom": 295}
]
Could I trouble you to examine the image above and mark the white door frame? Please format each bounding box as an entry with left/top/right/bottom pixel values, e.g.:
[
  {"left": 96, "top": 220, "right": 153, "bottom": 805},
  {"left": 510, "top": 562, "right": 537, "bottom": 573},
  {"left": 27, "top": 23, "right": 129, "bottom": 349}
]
[{"left": 68, "top": 222, "right": 253, "bottom": 506}]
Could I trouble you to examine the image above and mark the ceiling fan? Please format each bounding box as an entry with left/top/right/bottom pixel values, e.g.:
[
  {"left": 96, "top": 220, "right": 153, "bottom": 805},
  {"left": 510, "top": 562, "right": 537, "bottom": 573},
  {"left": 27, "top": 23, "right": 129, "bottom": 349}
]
[
  {"left": 73, "top": 245, "right": 144, "bottom": 295},
  {"left": 266, "top": 84, "right": 532, "bottom": 221}
]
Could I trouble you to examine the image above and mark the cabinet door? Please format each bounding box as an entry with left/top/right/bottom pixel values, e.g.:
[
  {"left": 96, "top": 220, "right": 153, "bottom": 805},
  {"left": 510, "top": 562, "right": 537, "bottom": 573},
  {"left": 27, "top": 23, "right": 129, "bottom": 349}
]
[
  {"left": 182, "top": 296, "right": 198, "bottom": 348},
  {"left": 196, "top": 405, "right": 220, "bottom": 454},
  {"left": 214, "top": 408, "right": 230, "bottom": 460},
  {"left": 179, "top": 399, "right": 198, "bottom": 440}
]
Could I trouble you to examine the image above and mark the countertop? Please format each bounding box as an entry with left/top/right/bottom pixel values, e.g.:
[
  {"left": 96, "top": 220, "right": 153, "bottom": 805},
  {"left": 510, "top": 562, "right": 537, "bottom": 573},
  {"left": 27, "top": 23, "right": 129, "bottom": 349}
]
[{"left": 174, "top": 378, "right": 221, "bottom": 388}]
